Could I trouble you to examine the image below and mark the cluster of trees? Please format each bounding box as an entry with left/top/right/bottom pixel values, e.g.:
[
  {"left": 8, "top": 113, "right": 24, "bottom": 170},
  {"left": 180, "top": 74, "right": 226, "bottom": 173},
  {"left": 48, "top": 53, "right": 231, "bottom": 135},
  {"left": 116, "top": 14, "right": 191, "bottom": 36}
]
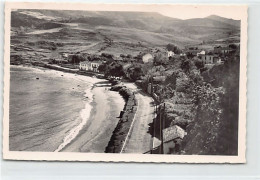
[
  {"left": 139, "top": 46, "right": 239, "bottom": 155},
  {"left": 98, "top": 61, "right": 125, "bottom": 77},
  {"left": 153, "top": 53, "right": 168, "bottom": 66},
  {"left": 166, "top": 43, "right": 182, "bottom": 54},
  {"left": 127, "top": 64, "right": 145, "bottom": 81},
  {"left": 180, "top": 54, "right": 240, "bottom": 155}
]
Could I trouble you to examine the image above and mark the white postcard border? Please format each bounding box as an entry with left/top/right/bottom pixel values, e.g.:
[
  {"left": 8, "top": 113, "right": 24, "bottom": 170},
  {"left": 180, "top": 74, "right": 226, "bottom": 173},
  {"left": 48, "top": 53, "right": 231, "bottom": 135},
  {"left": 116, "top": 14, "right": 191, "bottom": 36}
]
[{"left": 3, "top": 2, "right": 248, "bottom": 163}]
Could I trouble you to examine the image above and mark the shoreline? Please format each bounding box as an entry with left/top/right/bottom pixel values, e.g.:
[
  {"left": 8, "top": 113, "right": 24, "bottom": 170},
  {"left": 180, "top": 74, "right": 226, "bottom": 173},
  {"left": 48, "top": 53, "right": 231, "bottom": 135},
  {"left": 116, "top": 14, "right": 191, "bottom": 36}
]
[
  {"left": 11, "top": 65, "right": 122, "bottom": 152},
  {"left": 10, "top": 64, "right": 139, "bottom": 153},
  {"left": 61, "top": 82, "right": 125, "bottom": 152}
]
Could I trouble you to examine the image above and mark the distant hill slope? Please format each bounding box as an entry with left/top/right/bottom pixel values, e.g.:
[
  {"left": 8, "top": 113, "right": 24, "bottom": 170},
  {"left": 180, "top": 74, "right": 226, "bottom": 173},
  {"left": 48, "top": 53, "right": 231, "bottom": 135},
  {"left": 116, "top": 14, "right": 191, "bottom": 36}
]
[
  {"left": 206, "top": 15, "right": 240, "bottom": 27},
  {"left": 11, "top": 10, "right": 240, "bottom": 48}
]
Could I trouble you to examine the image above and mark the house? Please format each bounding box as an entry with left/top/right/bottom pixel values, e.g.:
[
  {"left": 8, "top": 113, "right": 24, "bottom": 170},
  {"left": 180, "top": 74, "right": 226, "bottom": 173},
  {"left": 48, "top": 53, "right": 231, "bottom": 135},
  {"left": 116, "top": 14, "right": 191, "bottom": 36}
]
[
  {"left": 201, "top": 54, "right": 214, "bottom": 64},
  {"left": 163, "top": 125, "right": 187, "bottom": 154},
  {"left": 201, "top": 54, "right": 222, "bottom": 64},
  {"left": 90, "top": 62, "right": 101, "bottom": 72},
  {"left": 197, "top": 50, "right": 206, "bottom": 56},
  {"left": 167, "top": 51, "right": 174, "bottom": 57},
  {"left": 79, "top": 61, "right": 101, "bottom": 72},
  {"left": 142, "top": 53, "right": 153, "bottom": 63},
  {"left": 79, "top": 61, "right": 91, "bottom": 71},
  {"left": 221, "top": 47, "right": 233, "bottom": 54}
]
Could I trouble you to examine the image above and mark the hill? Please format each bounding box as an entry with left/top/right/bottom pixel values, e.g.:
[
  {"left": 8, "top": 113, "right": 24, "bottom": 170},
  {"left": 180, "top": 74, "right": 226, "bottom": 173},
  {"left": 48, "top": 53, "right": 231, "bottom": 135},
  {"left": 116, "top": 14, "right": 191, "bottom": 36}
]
[{"left": 11, "top": 10, "right": 241, "bottom": 58}]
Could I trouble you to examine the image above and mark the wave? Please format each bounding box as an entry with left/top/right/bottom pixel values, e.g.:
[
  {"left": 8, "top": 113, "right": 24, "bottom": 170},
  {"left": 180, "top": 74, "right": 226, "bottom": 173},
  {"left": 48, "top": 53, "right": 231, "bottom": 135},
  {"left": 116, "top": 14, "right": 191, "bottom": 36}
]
[{"left": 54, "top": 87, "right": 94, "bottom": 152}]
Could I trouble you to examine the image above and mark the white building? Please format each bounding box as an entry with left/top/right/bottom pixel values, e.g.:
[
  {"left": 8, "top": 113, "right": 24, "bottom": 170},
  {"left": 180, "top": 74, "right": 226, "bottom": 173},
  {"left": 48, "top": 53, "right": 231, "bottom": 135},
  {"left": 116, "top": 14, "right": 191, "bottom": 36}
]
[
  {"left": 79, "top": 61, "right": 90, "bottom": 71},
  {"left": 79, "top": 61, "right": 100, "bottom": 72},
  {"left": 167, "top": 51, "right": 175, "bottom": 57},
  {"left": 197, "top": 50, "right": 206, "bottom": 56},
  {"left": 142, "top": 53, "right": 153, "bottom": 63},
  {"left": 90, "top": 62, "right": 100, "bottom": 72}
]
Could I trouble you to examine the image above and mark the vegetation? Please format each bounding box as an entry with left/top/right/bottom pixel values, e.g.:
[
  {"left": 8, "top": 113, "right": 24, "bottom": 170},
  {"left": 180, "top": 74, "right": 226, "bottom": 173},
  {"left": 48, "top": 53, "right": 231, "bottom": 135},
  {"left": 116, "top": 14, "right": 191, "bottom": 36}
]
[
  {"left": 98, "top": 61, "right": 125, "bottom": 77},
  {"left": 166, "top": 43, "right": 182, "bottom": 54}
]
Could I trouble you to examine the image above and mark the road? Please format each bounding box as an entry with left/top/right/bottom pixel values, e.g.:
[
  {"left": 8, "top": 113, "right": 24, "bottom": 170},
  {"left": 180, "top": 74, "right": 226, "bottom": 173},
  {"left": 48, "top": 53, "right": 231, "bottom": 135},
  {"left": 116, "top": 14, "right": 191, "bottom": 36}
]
[{"left": 121, "top": 83, "right": 161, "bottom": 153}]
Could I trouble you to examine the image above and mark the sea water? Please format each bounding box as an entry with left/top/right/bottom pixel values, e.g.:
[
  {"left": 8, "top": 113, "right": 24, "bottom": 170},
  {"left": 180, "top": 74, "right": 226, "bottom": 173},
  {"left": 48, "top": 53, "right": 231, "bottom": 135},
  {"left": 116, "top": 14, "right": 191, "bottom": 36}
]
[{"left": 9, "top": 66, "right": 99, "bottom": 152}]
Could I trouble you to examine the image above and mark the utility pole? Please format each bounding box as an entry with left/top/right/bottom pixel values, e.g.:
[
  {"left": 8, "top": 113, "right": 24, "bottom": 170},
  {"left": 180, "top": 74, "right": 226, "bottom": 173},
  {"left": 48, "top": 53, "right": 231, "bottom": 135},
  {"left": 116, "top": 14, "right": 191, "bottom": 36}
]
[{"left": 162, "top": 103, "right": 165, "bottom": 154}]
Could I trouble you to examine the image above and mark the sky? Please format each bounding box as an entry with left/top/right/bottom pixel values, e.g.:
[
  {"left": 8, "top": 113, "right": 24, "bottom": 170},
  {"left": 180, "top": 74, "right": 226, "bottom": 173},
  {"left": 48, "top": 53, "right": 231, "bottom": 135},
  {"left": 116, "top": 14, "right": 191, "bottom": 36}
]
[
  {"left": 156, "top": 5, "right": 245, "bottom": 20},
  {"left": 10, "top": 3, "right": 246, "bottom": 20}
]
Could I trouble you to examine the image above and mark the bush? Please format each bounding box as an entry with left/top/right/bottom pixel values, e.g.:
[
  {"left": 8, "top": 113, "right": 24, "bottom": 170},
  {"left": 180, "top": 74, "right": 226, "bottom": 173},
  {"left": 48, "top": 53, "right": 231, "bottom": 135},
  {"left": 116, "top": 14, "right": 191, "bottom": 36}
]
[{"left": 166, "top": 44, "right": 182, "bottom": 54}]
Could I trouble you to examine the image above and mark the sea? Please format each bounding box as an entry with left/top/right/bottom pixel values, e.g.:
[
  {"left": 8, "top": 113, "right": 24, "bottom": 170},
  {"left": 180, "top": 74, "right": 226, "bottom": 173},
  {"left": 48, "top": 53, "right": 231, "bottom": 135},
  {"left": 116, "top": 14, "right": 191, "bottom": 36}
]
[{"left": 9, "top": 65, "right": 100, "bottom": 152}]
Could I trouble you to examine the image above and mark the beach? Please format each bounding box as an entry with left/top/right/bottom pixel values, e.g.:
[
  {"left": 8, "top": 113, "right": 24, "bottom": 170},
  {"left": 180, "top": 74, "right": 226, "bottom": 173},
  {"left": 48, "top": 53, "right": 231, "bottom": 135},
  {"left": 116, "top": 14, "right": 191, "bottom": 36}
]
[{"left": 9, "top": 65, "right": 124, "bottom": 152}]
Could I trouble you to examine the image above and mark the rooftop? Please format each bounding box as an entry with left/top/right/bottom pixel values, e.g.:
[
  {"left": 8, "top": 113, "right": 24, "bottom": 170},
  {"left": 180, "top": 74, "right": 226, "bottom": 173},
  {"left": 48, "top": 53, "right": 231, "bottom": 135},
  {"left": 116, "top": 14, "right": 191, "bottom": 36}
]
[{"left": 163, "top": 125, "right": 187, "bottom": 143}]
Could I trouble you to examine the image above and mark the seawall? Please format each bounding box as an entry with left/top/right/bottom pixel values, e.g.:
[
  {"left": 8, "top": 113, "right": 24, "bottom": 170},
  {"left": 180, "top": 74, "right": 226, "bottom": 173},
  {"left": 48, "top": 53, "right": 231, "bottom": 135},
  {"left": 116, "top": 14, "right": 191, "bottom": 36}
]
[{"left": 105, "top": 86, "right": 137, "bottom": 153}]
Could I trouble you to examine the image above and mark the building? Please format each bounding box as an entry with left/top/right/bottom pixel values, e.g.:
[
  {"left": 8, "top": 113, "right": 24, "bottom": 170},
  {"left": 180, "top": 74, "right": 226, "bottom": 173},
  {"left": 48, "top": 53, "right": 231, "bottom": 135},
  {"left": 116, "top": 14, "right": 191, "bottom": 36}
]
[
  {"left": 142, "top": 53, "right": 153, "bottom": 63},
  {"left": 197, "top": 50, "right": 206, "bottom": 56},
  {"left": 221, "top": 47, "right": 233, "bottom": 54},
  {"left": 90, "top": 62, "right": 101, "bottom": 72},
  {"left": 201, "top": 54, "right": 214, "bottom": 64},
  {"left": 163, "top": 125, "right": 187, "bottom": 154},
  {"left": 200, "top": 53, "right": 222, "bottom": 64},
  {"left": 79, "top": 61, "right": 101, "bottom": 72},
  {"left": 214, "top": 46, "right": 233, "bottom": 55},
  {"left": 167, "top": 51, "right": 174, "bottom": 57},
  {"left": 79, "top": 61, "right": 91, "bottom": 71}
]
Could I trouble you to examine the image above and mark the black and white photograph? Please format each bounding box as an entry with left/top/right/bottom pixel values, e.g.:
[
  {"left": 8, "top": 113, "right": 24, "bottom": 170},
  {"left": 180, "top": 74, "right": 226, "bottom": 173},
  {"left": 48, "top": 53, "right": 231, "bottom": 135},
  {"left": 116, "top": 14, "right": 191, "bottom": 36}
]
[{"left": 3, "top": 3, "right": 247, "bottom": 163}]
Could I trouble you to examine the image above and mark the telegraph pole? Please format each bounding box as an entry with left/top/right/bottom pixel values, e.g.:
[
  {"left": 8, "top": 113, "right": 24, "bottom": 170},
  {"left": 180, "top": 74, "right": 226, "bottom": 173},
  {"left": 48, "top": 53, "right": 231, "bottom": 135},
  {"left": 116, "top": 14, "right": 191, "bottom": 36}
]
[{"left": 159, "top": 104, "right": 162, "bottom": 154}]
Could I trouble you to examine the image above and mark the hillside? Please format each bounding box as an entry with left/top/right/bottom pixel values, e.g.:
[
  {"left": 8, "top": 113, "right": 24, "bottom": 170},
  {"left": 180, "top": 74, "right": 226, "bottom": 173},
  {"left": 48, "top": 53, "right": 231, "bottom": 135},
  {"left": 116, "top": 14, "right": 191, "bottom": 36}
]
[{"left": 11, "top": 10, "right": 241, "bottom": 61}]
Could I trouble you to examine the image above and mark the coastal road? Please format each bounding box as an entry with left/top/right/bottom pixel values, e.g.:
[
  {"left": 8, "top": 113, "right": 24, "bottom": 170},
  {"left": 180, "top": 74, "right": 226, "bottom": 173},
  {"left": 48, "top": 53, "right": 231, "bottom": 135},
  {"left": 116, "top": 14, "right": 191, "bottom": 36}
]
[{"left": 121, "top": 83, "right": 160, "bottom": 154}]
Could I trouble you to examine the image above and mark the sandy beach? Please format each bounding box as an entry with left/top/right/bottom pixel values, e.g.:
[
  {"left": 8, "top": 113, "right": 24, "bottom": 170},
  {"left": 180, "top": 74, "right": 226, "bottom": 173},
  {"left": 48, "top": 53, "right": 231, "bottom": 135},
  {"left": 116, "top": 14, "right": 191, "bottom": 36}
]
[{"left": 62, "top": 82, "right": 125, "bottom": 152}]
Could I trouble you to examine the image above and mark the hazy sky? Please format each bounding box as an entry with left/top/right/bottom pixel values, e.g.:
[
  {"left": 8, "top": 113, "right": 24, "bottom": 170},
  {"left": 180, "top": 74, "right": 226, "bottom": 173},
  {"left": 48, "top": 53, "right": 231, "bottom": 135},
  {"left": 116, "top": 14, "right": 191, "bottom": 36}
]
[
  {"left": 11, "top": 4, "right": 246, "bottom": 21},
  {"left": 156, "top": 5, "right": 244, "bottom": 20}
]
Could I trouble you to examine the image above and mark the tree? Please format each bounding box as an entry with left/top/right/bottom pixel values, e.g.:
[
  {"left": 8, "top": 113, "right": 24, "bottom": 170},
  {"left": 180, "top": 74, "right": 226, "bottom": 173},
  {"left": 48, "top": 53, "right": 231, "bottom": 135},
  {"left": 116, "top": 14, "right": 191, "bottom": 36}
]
[
  {"left": 129, "top": 66, "right": 144, "bottom": 81},
  {"left": 181, "top": 60, "right": 191, "bottom": 73},
  {"left": 166, "top": 44, "right": 181, "bottom": 54},
  {"left": 154, "top": 53, "right": 168, "bottom": 66},
  {"left": 229, "top": 44, "right": 237, "bottom": 50},
  {"left": 98, "top": 64, "right": 108, "bottom": 73},
  {"left": 71, "top": 54, "right": 85, "bottom": 64},
  {"left": 194, "top": 59, "right": 205, "bottom": 70},
  {"left": 109, "top": 63, "right": 125, "bottom": 77}
]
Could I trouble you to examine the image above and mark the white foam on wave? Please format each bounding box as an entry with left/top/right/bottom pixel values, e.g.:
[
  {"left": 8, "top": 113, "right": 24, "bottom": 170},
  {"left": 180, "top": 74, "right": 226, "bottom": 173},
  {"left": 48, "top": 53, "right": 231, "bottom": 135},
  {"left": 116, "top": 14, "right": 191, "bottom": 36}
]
[{"left": 54, "top": 87, "right": 94, "bottom": 152}]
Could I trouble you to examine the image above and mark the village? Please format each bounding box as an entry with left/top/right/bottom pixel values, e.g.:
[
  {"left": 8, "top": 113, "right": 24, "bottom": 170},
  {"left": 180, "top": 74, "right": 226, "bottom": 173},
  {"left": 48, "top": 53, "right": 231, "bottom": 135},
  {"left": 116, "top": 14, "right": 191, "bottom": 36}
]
[{"left": 42, "top": 42, "right": 239, "bottom": 76}]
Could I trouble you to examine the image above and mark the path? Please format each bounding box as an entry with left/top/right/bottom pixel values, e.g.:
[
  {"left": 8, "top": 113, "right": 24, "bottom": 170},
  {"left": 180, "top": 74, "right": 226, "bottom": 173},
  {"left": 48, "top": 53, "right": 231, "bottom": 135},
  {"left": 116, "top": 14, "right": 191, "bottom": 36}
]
[{"left": 121, "top": 83, "right": 158, "bottom": 153}]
